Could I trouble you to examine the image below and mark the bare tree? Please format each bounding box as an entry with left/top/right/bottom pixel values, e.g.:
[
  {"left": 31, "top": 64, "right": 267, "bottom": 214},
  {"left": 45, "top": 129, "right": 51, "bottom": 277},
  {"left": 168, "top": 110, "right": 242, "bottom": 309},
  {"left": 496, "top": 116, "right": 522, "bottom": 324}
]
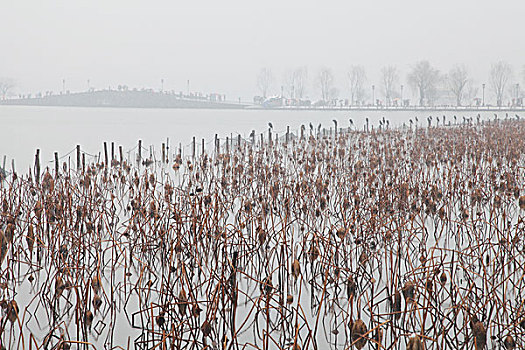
[
  {"left": 407, "top": 61, "right": 441, "bottom": 106},
  {"left": 447, "top": 65, "right": 470, "bottom": 106},
  {"left": 283, "top": 70, "right": 295, "bottom": 98},
  {"left": 380, "top": 66, "right": 398, "bottom": 106},
  {"left": 283, "top": 67, "right": 308, "bottom": 99},
  {"left": 316, "top": 68, "right": 335, "bottom": 102},
  {"left": 463, "top": 85, "right": 479, "bottom": 106},
  {"left": 0, "top": 78, "right": 15, "bottom": 100},
  {"left": 293, "top": 67, "right": 308, "bottom": 99},
  {"left": 522, "top": 65, "right": 525, "bottom": 88},
  {"left": 490, "top": 61, "right": 512, "bottom": 107},
  {"left": 348, "top": 65, "right": 366, "bottom": 105},
  {"left": 257, "top": 68, "right": 273, "bottom": 98}
]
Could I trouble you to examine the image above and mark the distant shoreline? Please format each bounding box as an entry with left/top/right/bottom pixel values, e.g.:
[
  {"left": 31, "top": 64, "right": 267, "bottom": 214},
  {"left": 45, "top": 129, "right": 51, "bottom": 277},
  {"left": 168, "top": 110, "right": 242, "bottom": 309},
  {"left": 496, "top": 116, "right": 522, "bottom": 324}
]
[
  {"left": 1, "top": 90, "right": 525, "bottom": 113},
  {"left": 0, "top": 90, "right": 247, "bottom": 109},
  {"left": 2, "top": 104, "right": 525, "bottom": 113}
]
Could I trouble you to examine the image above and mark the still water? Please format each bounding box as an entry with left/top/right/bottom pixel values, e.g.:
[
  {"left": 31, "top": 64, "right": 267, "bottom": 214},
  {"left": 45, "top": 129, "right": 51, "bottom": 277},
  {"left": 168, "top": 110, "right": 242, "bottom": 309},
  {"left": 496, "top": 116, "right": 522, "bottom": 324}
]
[
  {"left": 0, "top": 105, "right": 521, "bottom": 349},
  {"left": 0, "top": 105, "right": 493, "bottom": 171}
]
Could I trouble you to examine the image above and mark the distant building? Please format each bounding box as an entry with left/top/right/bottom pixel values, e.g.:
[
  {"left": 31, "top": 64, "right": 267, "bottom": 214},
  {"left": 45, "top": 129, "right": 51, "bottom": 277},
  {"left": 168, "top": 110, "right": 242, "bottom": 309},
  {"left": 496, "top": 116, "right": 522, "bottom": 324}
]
[
  {"left": 262, "top": 96, "right": 284, "bottom": 108},
  {"left": 209, "top": 93, "right": 223, "bottom": 102},
  {"left": 253, "top": 96, "right": 264, "bottom": 104}
]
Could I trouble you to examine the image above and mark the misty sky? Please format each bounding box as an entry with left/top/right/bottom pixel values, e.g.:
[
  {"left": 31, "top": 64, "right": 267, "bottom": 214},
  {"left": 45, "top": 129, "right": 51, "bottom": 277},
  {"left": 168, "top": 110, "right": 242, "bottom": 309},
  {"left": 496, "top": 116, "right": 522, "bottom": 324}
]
[{"left": 1, "top": 0, "right": 524, "bottom": 101}]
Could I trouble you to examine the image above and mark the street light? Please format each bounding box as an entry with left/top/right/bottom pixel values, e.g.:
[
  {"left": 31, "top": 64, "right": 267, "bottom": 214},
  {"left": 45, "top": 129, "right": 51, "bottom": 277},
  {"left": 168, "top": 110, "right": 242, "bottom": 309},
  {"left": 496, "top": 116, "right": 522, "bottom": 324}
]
[
  {"left": 400, "top": 85, "right": 404, "bottom": 106},
  {"left": 516, "top": 83, "right": 520, "bottom": 100},
  {"left": 482, "top": 83, "right": 485, "bottom": 106},
  {"left": 161, "top": 79, "right": 164, "bottom": 92},
  {"left": 372, "top": 85, "right": 375, "bottom": 106}
]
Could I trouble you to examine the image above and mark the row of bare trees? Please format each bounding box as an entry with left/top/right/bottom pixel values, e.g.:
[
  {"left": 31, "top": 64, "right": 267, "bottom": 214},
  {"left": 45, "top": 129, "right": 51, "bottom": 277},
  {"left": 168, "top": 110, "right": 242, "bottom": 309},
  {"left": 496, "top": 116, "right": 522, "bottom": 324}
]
[
  {"left": 0, "top": 78, "right": 15, "bottom": 100},
  {"left": 410, "top": 61, "right": 516, "bottom": 107},
  {"left": 257, "top": 61, "right": 520, "bottom": 107}
]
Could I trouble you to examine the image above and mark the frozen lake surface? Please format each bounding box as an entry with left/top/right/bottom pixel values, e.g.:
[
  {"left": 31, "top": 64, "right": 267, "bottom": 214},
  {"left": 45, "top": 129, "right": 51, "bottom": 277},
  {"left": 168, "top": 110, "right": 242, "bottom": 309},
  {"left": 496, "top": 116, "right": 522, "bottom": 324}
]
[{"left": 0, "top": 105, "right": 501, "bottom": 170}]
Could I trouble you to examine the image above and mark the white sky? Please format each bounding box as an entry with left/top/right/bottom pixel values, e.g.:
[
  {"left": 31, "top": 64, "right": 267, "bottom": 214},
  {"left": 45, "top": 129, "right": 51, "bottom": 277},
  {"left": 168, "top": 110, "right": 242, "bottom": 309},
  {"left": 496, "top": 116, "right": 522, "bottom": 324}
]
[{"left": 1, "top": 0, "right": 524, "bottom": 100}]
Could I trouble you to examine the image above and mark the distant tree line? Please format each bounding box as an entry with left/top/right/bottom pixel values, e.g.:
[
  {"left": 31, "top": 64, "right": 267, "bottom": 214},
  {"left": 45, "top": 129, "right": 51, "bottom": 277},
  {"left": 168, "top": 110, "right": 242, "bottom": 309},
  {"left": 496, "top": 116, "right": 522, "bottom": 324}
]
[
  {"left": 0, "top": 78, "right": 15, "bottom": 100},
  {"left": 256, "top": 61, "right": 524, "bottom": 107}
]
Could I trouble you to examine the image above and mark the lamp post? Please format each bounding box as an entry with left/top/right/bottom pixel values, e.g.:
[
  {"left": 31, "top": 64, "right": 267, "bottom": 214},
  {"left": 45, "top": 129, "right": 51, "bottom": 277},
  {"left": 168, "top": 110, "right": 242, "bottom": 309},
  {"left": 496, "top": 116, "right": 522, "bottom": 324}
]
[
  {"left": 516, "top": 83, "right": 520, "bottom": 101},
  {"left": 400, "top": 84, "right": 404, "bottom": 107},
  {"left": 482, "top": 83, "right": 485, "bottom": 106},
  {"left": 62, "top": 79, "right": 66, "bottom": 94},
  {"left": 87, "top": 79, "right": 90, "bottom": 91},
  {"left": 372, "top": 85, "right": 375, "bottom": 106},
  {"left": 161, "top": 79, "right": 164, "bottom": 92}
]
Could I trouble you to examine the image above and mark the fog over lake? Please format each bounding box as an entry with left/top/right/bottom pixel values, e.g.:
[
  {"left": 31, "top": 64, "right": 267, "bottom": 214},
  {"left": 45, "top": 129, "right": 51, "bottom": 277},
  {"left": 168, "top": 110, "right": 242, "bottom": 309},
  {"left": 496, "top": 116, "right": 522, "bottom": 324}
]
[
  {"left": 2, "top": 0, "right": 525, "bottom": 101},
  {"left": 0, "top": 105, "right": 504, "bottom": 171},
  {"left": 1, "top": 1, "right": 525, "bottom": 349}
]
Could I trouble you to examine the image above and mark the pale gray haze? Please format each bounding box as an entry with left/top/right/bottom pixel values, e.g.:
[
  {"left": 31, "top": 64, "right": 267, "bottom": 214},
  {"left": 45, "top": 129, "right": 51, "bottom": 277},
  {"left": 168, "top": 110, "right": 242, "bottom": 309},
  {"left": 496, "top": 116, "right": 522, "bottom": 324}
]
[{"left": 1, "top": 0, "right": 524, "bottom": 100}]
